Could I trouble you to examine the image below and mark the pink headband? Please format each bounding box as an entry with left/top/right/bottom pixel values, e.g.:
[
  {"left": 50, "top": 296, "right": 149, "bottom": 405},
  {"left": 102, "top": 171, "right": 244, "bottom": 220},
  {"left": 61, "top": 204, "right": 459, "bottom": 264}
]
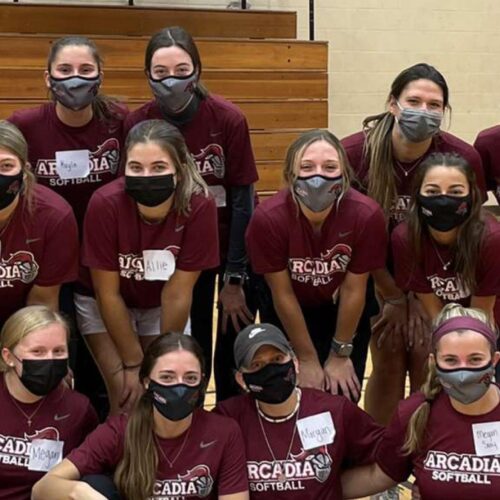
[{"left": 433, "top": 317, "right": 497, "bottom": 347}]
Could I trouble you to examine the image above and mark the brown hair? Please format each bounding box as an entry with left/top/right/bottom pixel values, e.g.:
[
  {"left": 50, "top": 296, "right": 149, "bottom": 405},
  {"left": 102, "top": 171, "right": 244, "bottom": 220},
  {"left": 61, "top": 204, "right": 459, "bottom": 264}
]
[
  {"left": 125, "top": 119, "right": 208, "bottom": 215},
  {"left": 114, "top": 333, "right": 206, "bottom": 500},
  {"left": 283, "top": 128, "right": 352, "bottom": 207},
  {"left": 362, "top": 63, "right": 451, "bottom": 214},
  {"left": 403, "top": 303, "right": 495, "bottom": 454},
  {"left": 145, "top": 26, "right": 209, "bottom": 98},
  {"left": 47, "top": 36, "right": 125, "bottom": 122},
  {"left": 0, "top": 305, "right": 69, "bottom": 372},
  {"left": 0, "top": 120, "right": 36, "bottom": 212},
  {"left": 406, "top": 152, "right": 485, "bottom": 293}
]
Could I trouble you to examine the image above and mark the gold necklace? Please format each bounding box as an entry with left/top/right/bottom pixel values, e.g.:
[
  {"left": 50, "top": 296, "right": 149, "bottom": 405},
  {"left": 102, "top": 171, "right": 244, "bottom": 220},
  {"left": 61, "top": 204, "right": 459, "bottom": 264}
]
[
  {"left": 154, "top": 426, "right": 191, "bottom": 469},
  {"left": 394, "top": 156, "right": 425, "bottom": 178},
  {"left": 430, "top": 237, "right": 452, "bottom": 271}
]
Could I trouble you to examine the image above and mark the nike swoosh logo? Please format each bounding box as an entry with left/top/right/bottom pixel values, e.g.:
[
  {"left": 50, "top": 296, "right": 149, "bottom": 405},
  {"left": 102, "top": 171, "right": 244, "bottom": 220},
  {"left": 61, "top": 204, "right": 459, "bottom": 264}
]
[
  {"left": 209, "top": 132, "right": 222, "bottom": 137},
  {"left": 26, "top": 238, "right": 41, "bottom": 244},
  {"left": 200, "top": 440, "right": 217, "bottom": 449},
  {"left": 175, "top": 225, "right": 185, "bottom": 232},
  {"left": 54, "top": 413, "right": 70, "bottom": 421},
  {"left": 338, "top": 231, "right": 352, "bottom": 238},
  {"left": 248, "top": 327, "right": 265, "bottom": 338}
]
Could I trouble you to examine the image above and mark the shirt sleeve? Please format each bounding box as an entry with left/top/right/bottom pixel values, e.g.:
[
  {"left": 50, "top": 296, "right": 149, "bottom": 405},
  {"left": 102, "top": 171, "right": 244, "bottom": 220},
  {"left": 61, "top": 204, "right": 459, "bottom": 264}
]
[
  {"left": 217, "top": 418, "right": 249, "bottom": 496},
  {"left": 176, "top": 195, "right": 220, "bottom": 271},
  {"left": 75, "top": 401, "right": 99, "bottom": 447},
  {"left": 349, "top": 205, "right": 388, "bottom": 274},
  {"left": 246, "top": 206, "right": 288, "bottom": 274},
  {"left": 82, "top": 191, "right": 119, "bottom": 271},
  {"left": 35, "top": 209, "right": 79, "bottom": 286},
  {"left": 474, "top": 132, "right": 497, "bottom": 192},
  {"left": 475, "top": 222, "right": 500, "bottom": 297},
  {"left": 66, "top": 417, "right": 125, "bottom": 476}
]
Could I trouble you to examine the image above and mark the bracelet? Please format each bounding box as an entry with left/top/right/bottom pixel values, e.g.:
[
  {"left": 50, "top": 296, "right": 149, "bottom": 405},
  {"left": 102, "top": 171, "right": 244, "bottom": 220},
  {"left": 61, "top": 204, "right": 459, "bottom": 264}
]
[
  {"left": 384, "top": 294, "right": 407, "bottom": 306},
  {"left": 122, "top": 362, "right": 142, "bottom": 371}
]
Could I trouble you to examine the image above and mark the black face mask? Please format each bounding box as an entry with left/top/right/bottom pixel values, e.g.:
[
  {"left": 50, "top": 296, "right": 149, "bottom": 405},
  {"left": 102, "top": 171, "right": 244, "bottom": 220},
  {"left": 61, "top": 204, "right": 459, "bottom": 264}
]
[
  {"left": 0, "top": 172, "right": 23, "bottom": 210},
  {"left": 417, "top": 193, "right": 472, "bottom": 232},
  {"left": 125, "top": 174, "right": 175, "bottom": 208},
  {"left": 148, "top": 380, "right": 204, "bottom": 421},
  {"left": 243, "top": 359, "right": 297, "bottom": 404},
  {"left": 15, "top": 357, "right": 68, "bottom": 396}
]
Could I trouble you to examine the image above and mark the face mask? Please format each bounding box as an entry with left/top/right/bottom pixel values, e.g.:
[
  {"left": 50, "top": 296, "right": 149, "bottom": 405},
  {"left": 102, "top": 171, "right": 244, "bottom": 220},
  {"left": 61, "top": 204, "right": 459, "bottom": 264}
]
[
  {"left": 417, "top": 193, "right": 472, "bottom": 232},
  {"left": 436, "top": 362, "right": 495, "bottom": 405},
  {"left": 294, "top": 175, "right": 343, "bottom": 213},
  {"left": 148, "top": 380, "right": 204, "bottom": 421},
  {"left": 396, "top": 102, "right": 442, "bottom": 143},
  {"left": 125, "top": 174, "right": 175, "bottom": 207},
  {"left": 49, "top": 75, "right": 101, "bottom": 111},
  {"left": 149, "top": 72, "right": 198, "bottom": 114},
  {"left": 0, "top": 172, "right": 23, "bottom": 210},
  {"left": 14, "top": 356, "right": 68, "bottom": 396},
  {"left": 243, "top": 359, "right": 297, "bottom": 404}
]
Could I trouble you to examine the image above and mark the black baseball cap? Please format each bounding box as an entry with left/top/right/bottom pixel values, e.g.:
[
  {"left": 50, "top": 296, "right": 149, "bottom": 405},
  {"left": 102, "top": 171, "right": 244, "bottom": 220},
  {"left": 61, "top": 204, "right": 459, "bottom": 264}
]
[{"left": 234, "top": 323, "right": 292, "bottom": 369}]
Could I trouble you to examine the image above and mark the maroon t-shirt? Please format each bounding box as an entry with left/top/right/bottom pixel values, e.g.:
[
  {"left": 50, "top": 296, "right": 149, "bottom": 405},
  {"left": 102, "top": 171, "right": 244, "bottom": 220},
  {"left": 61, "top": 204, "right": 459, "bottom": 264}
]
[
  {"left": 392, "top": 217, "right": 500, "bottom": 324},
  {"left": 8, "top": 102, "right": 127, "bottom": 228},
  {"left": 376, "top": 389, "right": 500, "bottom": 500},
  {"left": 474, "top": 125, "right": 500, "bottom": 201},
  {"left": 215, "top": 389, "right": 383, "bottom": 499},
  {"left": 82, "top": 177, "right": 219, "bottom": 308},
  {"left": 246, "top": 188, "right": 387, "bottom": 307},
  {"left": 124, "top": 95, "right": 258, "bottom": 258},
  {"left": 0, "top": 374, "right": 98, "bottom": 500},
  {"left": 342, "top": 130, "right": 487, "bottom": 226},
  {"left": 0, "top": 185, "right": 78, "bottom": 324},
  {"left": 67, "top": 409, "right": 248, "bottom": 499}
]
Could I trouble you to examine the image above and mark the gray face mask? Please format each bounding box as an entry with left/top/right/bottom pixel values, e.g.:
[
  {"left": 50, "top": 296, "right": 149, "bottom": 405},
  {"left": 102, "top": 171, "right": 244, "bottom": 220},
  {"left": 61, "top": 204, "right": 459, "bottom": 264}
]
[
  {"left": 395, "top": 101, "right": 442, "bottom": 143},
  {"left": 149, "top": 72, "right": 198, "bottom": 114},
  {"left": 436, "top": 362, "right": 495, "bottom": 405},
  {"left": 49, "top": 75, "right": 101, "bottom": 111},
  {"left": 294, "top": 175, "right": 343, "bottom": 213}
]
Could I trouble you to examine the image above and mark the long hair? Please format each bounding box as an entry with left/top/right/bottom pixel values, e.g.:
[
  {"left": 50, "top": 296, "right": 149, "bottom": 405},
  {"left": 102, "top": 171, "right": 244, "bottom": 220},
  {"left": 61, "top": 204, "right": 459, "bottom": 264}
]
[
  {"left": 145, "top": 26, "right": 209, "bottom": 98},
  {"left": 124, "top": 119, "right": 208, "bottom": 215},
  {"left": 403, "top": 303, "right": 495, "bottom": 454},
  {"left": 47, "top": 36, "right": 125, "bottom": 122},
  {"left": 114, "top": 333, "right": 206, "bottom": 500},
  {"left": 0, "top": 305, "right": 68, "bottom": 372},
  {"left": 283, "top": 128, "right": 353, "bottom": 209},
  {"left": 362, "top": 63, "right": 450, "bottom": 214},
  {"left": 406, "top": 152, "right": 485, "bottom": 293},
  {"left": 0, "top": 120, "right": 36, "bottom": 213}
]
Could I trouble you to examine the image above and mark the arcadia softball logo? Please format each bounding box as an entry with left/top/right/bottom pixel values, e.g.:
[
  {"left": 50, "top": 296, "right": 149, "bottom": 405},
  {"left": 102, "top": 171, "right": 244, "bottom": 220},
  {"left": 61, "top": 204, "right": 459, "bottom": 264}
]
[
  {"left": 0, "top": 251, "right": 39, "bottom": 288},
  {"left": 152, "top": 464, "right": 214, "bottom": 498},
  {"left": 193, "top": 144, "right": 225, "bottom": 179},
  {"left": 427, "top": 274, "right": 470, "bottom": 301},
  {"left": 288, "top": 244, "right": 352, "bottom": 286},
  {"left": 119, "top": 246, "right": 180, "bottom": 281},
  {"left": 247, "top": 445, "right": 332, "bottom": 492},
  {"left": 391, "top": 195, "right": 411, "bottom": 223}
]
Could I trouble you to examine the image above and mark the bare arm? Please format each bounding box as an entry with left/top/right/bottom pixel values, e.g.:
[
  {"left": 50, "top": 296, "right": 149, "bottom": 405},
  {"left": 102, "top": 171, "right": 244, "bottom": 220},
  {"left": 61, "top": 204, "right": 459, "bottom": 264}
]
[
  {"left": 26, "top": 284, "right": 60, "bottom": 311},
  {"left": 470, "top": 295, "right": 496, "bottom": 322},
  {"left": 220, "top": 492, "right": 249, "bottom": 500},
  {"left": 416, "top": 292, "right": 444, "bottom": 321},
  {"left": 161, "top": 269, "right": 201, "bottom": 333},
  {"left": 341, "top": 463, "right": 396, "bottom": 499}
]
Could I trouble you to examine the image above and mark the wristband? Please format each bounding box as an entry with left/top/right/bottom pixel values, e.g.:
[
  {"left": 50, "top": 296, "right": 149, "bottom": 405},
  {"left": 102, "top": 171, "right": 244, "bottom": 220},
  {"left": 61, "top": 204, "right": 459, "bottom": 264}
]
[
  {"left": 122, "top": 362, "right": 142, "bottom": 371},
  {"left": 223, "top": 272, "right": 247, "bottom": 286}
]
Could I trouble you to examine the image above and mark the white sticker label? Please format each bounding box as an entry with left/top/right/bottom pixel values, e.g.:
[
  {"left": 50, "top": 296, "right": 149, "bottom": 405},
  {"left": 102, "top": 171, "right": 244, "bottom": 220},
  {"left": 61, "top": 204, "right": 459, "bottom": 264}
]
[
  {"left": 208, "top": 185, "right": 227, "bottom": 208},
  {"left": 143, "top": 250, "right": 176, "bottom": 281},
  {"left": 55, "top": 150, "right": 90, "bottom": 179},
  {"left": 472, "top": 421, "right": 500, "bottom": 456},
  {"left": 28, "top": 439, "right": 64, "bottom": 472},
  {"left": 297, "top": 412, "right": 335, "bottom": 451}
]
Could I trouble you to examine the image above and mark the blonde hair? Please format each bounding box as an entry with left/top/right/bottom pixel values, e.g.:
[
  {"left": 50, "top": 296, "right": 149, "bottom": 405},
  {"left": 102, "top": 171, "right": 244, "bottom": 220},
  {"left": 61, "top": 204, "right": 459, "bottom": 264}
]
[
  {"left": 0, "top": 120, "right": 36, "bottom": 212},
  {"left": 125, "top": 119, "right": 208, "bottom": 216},
  {"left": 0, "top": 305, "right": 69, "bottom": 372},
  {"left": 403, "top": 303, "right": 494, "bottom": 454}
]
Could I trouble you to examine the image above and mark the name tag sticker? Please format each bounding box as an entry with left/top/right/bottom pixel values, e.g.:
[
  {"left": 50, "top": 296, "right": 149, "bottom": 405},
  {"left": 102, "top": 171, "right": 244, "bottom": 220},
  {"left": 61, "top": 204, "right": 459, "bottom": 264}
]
[
  {"left": 297, "top": 411, "right": 335, "bottom": 451},
  {"left": 55, "top": 149, "right": 90, "bottom": 180},
  {"left": 143, "top": 250, "right": 176, "bottom": 281},
  {"left": 28, "top": 439, "right": 63, "bottom": 472},
  {"left": 472, "top": 421, "right": 500, "bottom": 456},
  {"left": 208, "top": 185, "right": 227, "bottom": 208}
]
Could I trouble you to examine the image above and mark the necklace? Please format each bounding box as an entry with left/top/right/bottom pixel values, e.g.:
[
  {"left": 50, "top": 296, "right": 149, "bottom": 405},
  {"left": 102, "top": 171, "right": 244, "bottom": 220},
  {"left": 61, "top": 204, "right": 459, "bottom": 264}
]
[
  {"left": 430, "top": 237, "right": 452, "bottom": 271},
  {"left": 8, "top": 392, "right": 46, "bottom": 428},
  {"left": 256, "top": 389, "right": 301, "bottom": 482},
  {"left": 256, "top": 387, "right": 301, "bottom": 423},
  {"left": 394, "top": 156, "right": 425, "bottom": 178},
  {"left": 155, "top": 426, "right": 191, "bottom": 469}
]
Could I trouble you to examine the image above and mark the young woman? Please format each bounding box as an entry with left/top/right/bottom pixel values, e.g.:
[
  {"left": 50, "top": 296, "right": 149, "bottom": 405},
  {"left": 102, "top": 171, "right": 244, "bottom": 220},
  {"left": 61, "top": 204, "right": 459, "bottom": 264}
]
[
  {"left": 79, "top": 119, "right": 218, "bottom": 414},
  {"left": 0, "top": 120, "right": 78, "bottom": 325},
  {"left": 341, "top": 63, "right": 487, "bottom": 424},
  {"left": 124, "top": 26, "right": 258, "bottom": 400},
  {"left": 341, "top": 303, "right": 500, "bottom": 500},
  {"left": 215, "top": 322, "right": 382, "bottom": 499},
  {"left": 246, "top": 129, "right": 388, "bottom": 401},
  {"left": 32, "top": 333, "right": 249, "bottom": 500},
  {"left": 0, "top": 305, "right": 98, "bottom": 500},
  {"left": 8, "top": 35, "right": 127, "bottom": 228}
]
